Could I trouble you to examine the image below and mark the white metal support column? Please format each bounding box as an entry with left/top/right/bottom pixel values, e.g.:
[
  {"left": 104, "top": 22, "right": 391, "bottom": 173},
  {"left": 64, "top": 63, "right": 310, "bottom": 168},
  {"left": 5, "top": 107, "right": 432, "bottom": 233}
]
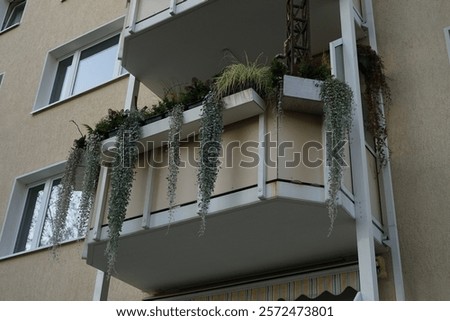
[
  {"left": 124, "top": 74, "right": 140, "bottom": 111},
  {"left": 92, "top": 270, "right": 110, "bottom": 301},
  {"left": 340, "top": 0, "right": 379, "bottom": 300},
  {"left": 363, "top": 0, "right": 405, "bottom": 300},
  {"left": 142, "top": 154, "right": 155, "bottom": 228},
  {"left": 257, "top": 112, "right": 267, "bottom": 200}
]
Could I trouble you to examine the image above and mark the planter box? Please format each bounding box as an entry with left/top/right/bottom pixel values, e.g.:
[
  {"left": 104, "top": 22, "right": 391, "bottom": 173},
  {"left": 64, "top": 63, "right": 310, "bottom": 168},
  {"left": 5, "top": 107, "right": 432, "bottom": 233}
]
[
  {"left": 102, "top": 88, "right": 265, "bottom": 156},
  {"left": 282, "top": 75, "right": 323, "bottom": 115}
]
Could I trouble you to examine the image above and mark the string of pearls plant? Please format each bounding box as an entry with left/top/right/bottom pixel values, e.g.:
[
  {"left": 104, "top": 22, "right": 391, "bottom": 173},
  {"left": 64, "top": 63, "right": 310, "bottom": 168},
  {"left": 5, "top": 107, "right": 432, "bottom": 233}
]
[
  {"left": 167, "top": 103, "right": 184, "bottom": 222},
  {"left": 197, "top": 92, "right": 223, "bottom": 235},
  {"left": 105, "top": 110, "right": 142, "bottom": 276},
  {"left": 77, "top": 132, "right": 102, "bottom": 237},
  {"left": 52, "top": 138, "right": 85, "bottom": 251}
]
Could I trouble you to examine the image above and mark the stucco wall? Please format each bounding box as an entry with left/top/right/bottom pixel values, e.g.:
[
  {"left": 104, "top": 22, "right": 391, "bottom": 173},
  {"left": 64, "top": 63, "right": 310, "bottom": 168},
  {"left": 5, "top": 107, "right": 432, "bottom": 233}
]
[
  {"left": 373, "top": 0, "right": 450, "bottom": 300},
  {"left": 0, "top": 0, "right": 144, "bottom": 300}
]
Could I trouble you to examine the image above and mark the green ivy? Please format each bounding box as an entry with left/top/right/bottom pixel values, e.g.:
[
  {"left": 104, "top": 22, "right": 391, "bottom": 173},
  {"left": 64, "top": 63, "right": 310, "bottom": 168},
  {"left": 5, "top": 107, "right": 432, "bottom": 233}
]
[{"left": 357, "top": 45, "right": 391, "bottom": 167}]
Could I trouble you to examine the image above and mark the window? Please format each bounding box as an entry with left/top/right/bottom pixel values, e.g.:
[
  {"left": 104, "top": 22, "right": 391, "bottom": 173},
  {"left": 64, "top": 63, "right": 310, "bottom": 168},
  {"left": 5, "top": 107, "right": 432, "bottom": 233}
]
[
  {"left": 33, "top": 17, "right": 125, "bottom": 111},
  {"left": 49, "top": 34, "right": 121, "bottom": 104},
  {"left": 14, "top": 177, "right": 82, "bottom": 253},
  {"left": 0, "top": 72, "right": 4, "bottom": 88},
  {"left": 0, "top": 163, "right": 83, "bottom": 257},
  {"left": 1, "top": 0, "right": 26, "bottom": 31}
]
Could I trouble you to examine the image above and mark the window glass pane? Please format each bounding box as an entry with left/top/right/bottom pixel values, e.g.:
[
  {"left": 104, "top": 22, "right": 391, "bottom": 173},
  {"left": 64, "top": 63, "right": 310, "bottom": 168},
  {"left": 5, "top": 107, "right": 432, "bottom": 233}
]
[
  {"left": 3, "top": 1, "right": 26, "bottom": 30},
  {"left": 39, "top": 179, "right": 82, "bottom": 247},
  {"left": 14, "top": 183, "right": 45, "bottom": 252},
  {"left": 72, "top": 35, "right": 120, "bottom": 95},
  {"left": 49, "top": 56, "right": 74, "bottom": 104}
]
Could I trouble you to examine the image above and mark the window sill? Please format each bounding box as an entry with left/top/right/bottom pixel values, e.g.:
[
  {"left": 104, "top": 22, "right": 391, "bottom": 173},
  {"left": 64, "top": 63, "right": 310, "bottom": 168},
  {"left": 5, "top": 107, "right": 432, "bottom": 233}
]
[
  {"left": 0, "top": 237, "right": 85, "bottom": 262},
  {"left": 0, "top": 22, "right": 20, "bottom": 35},
  {"left": 31, "top": 73, "right": 129, "bottom": 115}
]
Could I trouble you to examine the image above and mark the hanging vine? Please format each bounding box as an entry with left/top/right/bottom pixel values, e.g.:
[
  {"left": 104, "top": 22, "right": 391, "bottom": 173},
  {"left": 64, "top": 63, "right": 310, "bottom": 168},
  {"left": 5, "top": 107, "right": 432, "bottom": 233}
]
[
  {"left": 77, "top": 132, "right": 102, "bottom": 237},
  {"left": 167, "top": 103, "right": 184, "bottom": 222},
  {"left": 197, "top": 92, "right": 224, "bottom": 235},
  {"left": 105, "top": 110, "right": 141, "bottom": 276},
  {"left": 320, "top": 77, "right": 354, "bottom": 235},
  {"left": 357, "top": 44, "right": 391, "bottom": 167},
  {"left": 52, "top": 136, "right": 85, "bottom": 250}
]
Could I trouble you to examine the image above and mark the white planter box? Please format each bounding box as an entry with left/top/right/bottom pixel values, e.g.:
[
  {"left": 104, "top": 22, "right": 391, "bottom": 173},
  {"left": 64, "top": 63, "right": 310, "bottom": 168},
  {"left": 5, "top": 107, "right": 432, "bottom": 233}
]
[
  {"left": 282, "top": 75, "right": 323, "bottom": 114},
  {"left": 102, "top": 88, "right": 265, "bottom": 155}
]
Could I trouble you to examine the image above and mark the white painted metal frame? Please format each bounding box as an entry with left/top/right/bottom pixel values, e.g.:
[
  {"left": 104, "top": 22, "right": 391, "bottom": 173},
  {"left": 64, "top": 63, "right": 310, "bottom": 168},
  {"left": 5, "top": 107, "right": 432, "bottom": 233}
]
[
  {"left": 257, "top": 113, "right": 267, "bottom": 200},
  {"left": 169, "top": 0, "right": 177, "bottom": 15},
  {"left": 340, "top": 0, "right": 379, "bottom": 301},
  {"left": 141, "top": 154, "right": 155, "bottom": 229},
  {"left": 92, "top": 270, "right": 110, "bottom": 301},
  {"left": 91, "top": 166, "right": 110, "bottom": 241}
]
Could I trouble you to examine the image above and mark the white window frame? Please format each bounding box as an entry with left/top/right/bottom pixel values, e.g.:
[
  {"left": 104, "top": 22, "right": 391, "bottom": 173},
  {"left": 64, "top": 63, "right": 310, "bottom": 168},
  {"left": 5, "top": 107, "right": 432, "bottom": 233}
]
[
  {"left": 0, "top": 0, "right": 26, "bottom": 32},
  {"left": 0, "top": 162, "right": 82, "bottom": 258},
  {"left": 444, "top": 27, "right": 450, "bottom": 65},
  {"left": 33, "top": 16, "right": 125, "bottom": 113}
]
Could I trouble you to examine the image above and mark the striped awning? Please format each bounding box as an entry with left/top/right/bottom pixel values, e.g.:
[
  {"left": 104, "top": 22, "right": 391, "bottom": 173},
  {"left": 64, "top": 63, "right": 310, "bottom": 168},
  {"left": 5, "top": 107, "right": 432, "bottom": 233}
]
[{"left": 192, "top": 269, "right": 360, "bottom": 301}]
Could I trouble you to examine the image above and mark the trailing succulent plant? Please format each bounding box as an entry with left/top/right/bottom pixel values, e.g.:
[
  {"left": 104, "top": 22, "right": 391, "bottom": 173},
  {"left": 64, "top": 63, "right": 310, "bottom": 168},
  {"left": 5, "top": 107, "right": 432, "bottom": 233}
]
[
  {"left": 196, "top": 92, "right": 224, "bottom": 235},
  {"left": 105, "top": 109, "right": 142, "bottom": 276},
  {"left": 195, "top": 58, "right": 281, "bottom": 233},
  {"left": 52, "top": 135, "right": 85, "bottom": 251},
  {"left": 76, "top": 132, "right": 102, "bottom": 236},
  {"left": 320, "top": 77, "right": 354, "bottom": 235},
  {"left": 357, "top": 44, "right": 391, "bottom": 167},
  {"left": 166, "top": 103, "right": 184, "bottom": 221}
]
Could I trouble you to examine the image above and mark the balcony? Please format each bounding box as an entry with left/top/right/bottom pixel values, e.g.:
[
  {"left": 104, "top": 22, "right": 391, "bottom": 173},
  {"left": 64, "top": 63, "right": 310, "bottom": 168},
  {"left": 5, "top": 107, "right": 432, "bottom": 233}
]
[
  {"left": 83, "top": 0, "right": 389, "bottom": 295},
  {"left": 84, "top": 78, "right": 387, "bottom": 294},
  {"left": 121, "top": 0, "right": 342, "bottom": 98}
]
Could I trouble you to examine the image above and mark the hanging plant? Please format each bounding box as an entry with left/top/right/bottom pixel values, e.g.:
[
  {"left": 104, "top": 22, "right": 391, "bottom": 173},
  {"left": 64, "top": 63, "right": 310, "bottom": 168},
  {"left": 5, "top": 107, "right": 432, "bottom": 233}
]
[
  {"left": 271, "top": 58, "right": 287, "bottom": 118},
  {"left": 52, "top": 135, "right": 85, "bottom": 250},
  {"left": 357, "top": 45, "right": 391, "bottom": 167},
  {"left": 77, "top": 132, "right": 102, "bottom": 236},
  {"left": 197, "top": 92, "right": 223, "bottom": 235},
  {"left": 320, "top": 77, "right": 354, "bottom": 235},
  {"left": 105, "top": 110, "right": 142, "bottom": 276},
  {"left": 167, "top": 103, "right": 184, "bottom": 222}
]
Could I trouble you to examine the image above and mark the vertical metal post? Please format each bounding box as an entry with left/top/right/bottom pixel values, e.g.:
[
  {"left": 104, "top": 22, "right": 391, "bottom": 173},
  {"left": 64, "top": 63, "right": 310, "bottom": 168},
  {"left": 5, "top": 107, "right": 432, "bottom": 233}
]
[
  {"left": 142, "top": 154, "right": 155, "bottom": 229},
  {"left": 340, "top": 0, "right": 379, "bottom": 300},
  {"left": 169, "top": 0, "right": 177, "bottom": 15},
  {"left": 257, "top": 113, "right": 267, "bottom": 200},
  {"left": 92, "top": 166, "right": 110, "bottom": 241},
  {"left": 127, "top": 0, "right": 138, "bottom": 34},
  {"left": 124, "top": 75, "right": 140, "bottom": 111},
  {"left": 92, "top": 270, "right": 110, "bottom": 301}
]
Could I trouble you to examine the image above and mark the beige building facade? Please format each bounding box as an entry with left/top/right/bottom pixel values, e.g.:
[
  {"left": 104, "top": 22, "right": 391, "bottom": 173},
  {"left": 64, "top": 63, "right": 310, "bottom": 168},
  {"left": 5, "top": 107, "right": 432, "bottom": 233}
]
[{"left": 0, "top": 0, "right": 448, "bottom": 300}]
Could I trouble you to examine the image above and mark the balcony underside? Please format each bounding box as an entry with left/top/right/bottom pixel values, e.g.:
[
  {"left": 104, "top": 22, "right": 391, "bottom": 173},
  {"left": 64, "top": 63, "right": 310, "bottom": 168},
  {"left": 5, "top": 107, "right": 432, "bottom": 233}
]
[
  {"left": 122, "top": 0, "right": 341, "bottom": 97},
  {"left": 86, "top": 181, "right": 358, "bottom": 294}
]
